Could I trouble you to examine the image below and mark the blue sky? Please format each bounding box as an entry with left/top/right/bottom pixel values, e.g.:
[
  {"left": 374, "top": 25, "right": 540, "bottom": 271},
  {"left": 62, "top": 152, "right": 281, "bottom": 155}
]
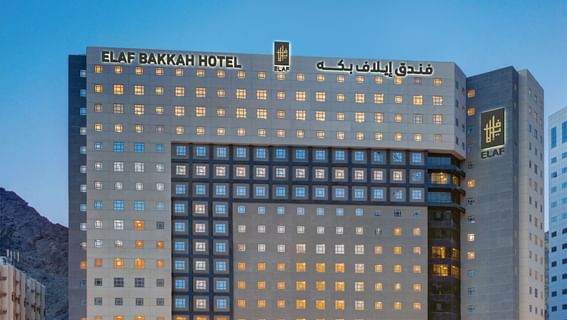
[{"left": 0, "top": 0, "right": 566, "bottom": 226}]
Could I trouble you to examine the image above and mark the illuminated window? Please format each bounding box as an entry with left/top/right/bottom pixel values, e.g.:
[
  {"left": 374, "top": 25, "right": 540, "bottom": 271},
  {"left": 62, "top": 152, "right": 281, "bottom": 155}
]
[
  {"left": 256, "top": 89, "right": 267, "bottom": 100},
  {"left": 467, "top": 107, "right": 476, "bottom": 116},
  {"left": 316, "top": 263, "right": 326, "bottom": 272},
  {"left": 356, "top": 75, "right": 364, "bottom": 83},
  {"left": 316, "top": 281, "right": 326, "bottom": 291},
  {"left": 433, "top": 114, "right": 443, "bottom": 124},
  {"left": 336, "top": 112, "right": 345, "bottom": 120},
  {"left": 134, "top": 85, "right": 144, "bottom": 95},
  {"left": 394, "top": 95, "right": 403, "bottom": 104},
  {"left": 256, "top": 71, "right": 266, "bottom": 80},
  {"left": 414, "top": 134, "right": 422, "bottom": 141},
  {"left": 467, "top": 233, "right": 475, "bottom": 242},
  {"left": 432, "top": 95, "right": 444, "bottom": 105},
  {"left": 375, "top": 76, "right": 383, "bottom": 84},
  {"left": 277, "top": 300, "right": 285, "bottom": 309},
  {"left": 296, "top": 73, "right": 304, "bottom": 81},
  {"left": 394, "top": 133, "right": 402, "bottom": 141},
  {"left": 156, "top": 240, "right": 165, "bottom": 249},
  {"left": 114, "top": 84, "right": 125, "bottom": 95},
  {"left": 336, "top": 74, "right": 345, "bottom": 82},
  {"left": 413, "top": 265, "right": 422, "bottom": 273},
  {"left": 134, "top": 220, "right": 145, "bottom": 231},
  {"left": 296, "top": 110, "right": 306, "bottom": 120},
  {"left": 135, "top": 66, "right": 143, "bottom": 75},
  {"left": 336, "top": 131, "right": 345, "bottom": 140},
  {"left": 316, "top": 300, "right": 326, "bottom": 310},
  {"left": 114, "top": 258, "right": 124, "bottom": 269},
  {"left": 155, "top": 106, "right": 164, "bottom": 114},
  {"left": 195, "top": 69, "right": 205, "bottom": 77},
  {"left": 296, "top": 299, "right": 306, "bottom": 310},
  {"left": 467, "top": 179, "right": 476, "bottom": 188},
  {"left": 237, "top": 128, "right": 246, "bottom": 136},
  {"left": 467, "top": 251, "right": 476, "bottom": 260},
  {"left": 374, "top": 264, "right": 383, "bottom": 273},
  {"left": 237, "top": 299, "right": 246, "bottom": 309},
  {"left": 373, "top": 93, "right": 384, "bottom": 104},
  {"left": 94, "top": 65, "right": 103, "bottom": 73},
  {"left": 413, "top": 283, "right": 422, "bottom": 292},
  {"left": 237, "top": 70, "right": 246, "bottom": 79},
  {"left": 217, "top": 89, "right": 226, "bottom": 97},
  {"left": 135, "top": 240, "right": 144, "bottom": 249},
  {"left": 296, "top": 91, "right": 306, "bottom": 101},
  {"left": 413, "top": 302, "right": 422, "bottom": 311},
  {"left": 335, "top": 263, "right": 345, "bottom": 273},
  {"left": 257, "top": 299, "right": 266, "bottom": 309},
  {"left": 276, "top": 110, "right": 286, "bottom": 119},
  {"left": 216, "top": 70, "right": 225, "bottom": 78},
  {"left": 394, "top": 77, "right": 403, "bottom": 85},
  {"left": 355, "top": 112, "right": 365, "bottom": 123},
  {"left": 394, "top": 301, "right": 402, "bottom": 311},
  {"left": 175, "top": 68, "right": 183, "bottom": 76},
  {"left": 355, "top": 132, "right": 364, "bottom": 140},
  {"left": 467, "top": 89, "right": 476, "bottom": 98},
  {"left": 94, "top": 258, "right": 103, "bottom": 267},
  {"left": 155, "top": 86, "right": 164, "bottom": 95},
  {"left": 277, "top": 281, "right": 286, "bottom": 289},
  {"left": 336, "top": 93, "right": 345, "bottom": 102},
  {"left": 316, "top": 131, "right": 325, "bottom": 139},
  {"left": 434, "top": 78, "right": 443, "bottom": 86},
  {"left": 315, "top": 91, "right": 326, "bottom": 102},
  {"left": 375, "top": 132, "right": 384, "bottom": 141},
  {"left": 296, "top": 281, "right": 307, "bottom": 291},
  {"left": 195, "top": 87, "right": 206, "bottom": 98},
  {"left": 256, "top": 108, "right": 268, "bottom": 120},
  {"left": 174, "top": 106, "right": 185, "bottom": 117},
  {"left": 393, "top": 246, "right": 402, "bottom": 255},
  {"left": 316, "top": 73, "right": 325, "bottom": 81},
  {"left": 296, "top": 129, "right": 304, "bottom": 138},
  {"left": 335, "top": 300, "right": 345, "bottom": 310},
  {"left": 175, "top": 126, "right": 184, "bottom": 135},
  {"left": 216, "top": 108, "right": 226, "bottom": 117},
  {"left": 94, "top": 84, "right": 103, "bottom": 93},
  {"left": 114, "top": 124, "right": 123, "bottom": 133},
  {"left": 394, "top": 227, "right": 402, "bottom": 236},
  {"left": 355, "top": 93, "right": 365, "bottom": 104},
  {"left": 236, "top": 108, "right": 247, "bottom": 119},
  {"left": 432, "top": 264, "right": 449, "bottom": 276},
  {"left": 374, "top": 245, "right": 383, "bottom": 254},
  {"left": 276, "top": 91, "right": 285, "bottom": 100},
  {"left": 237, "top": 262, "right": 246, "bottom": 271},
  {"left": 155, "top": 67, "right": 164, "bottom": 76},
  {"left": 375, "top": 301, "right": 383, "bottom": 310},
  {"left": 276, "top": 129, "right": 286, "bottom": 138},
  {"left": 195, "top": 127, "right": 205, "bottom": 135},
  {"left": 257, "top": 262, "right": 266, "bottom": 271},
  {"left": 315, "top": 111, "right": 326, "bottom": 121},
  {"left": 394, "top": 113, "right": 402, "bottom": 123},
  {"left": 94, "top": 123, "right": 103, "bottom": 132},
  {"left": 175, "top": 86, "right": 185, "bottom": 97},
  {"left": 413, "top": 95, "right": 423, "bottom": 105},
  {"left": 296, "top": 262, "right": 306, "bottom": 272}
]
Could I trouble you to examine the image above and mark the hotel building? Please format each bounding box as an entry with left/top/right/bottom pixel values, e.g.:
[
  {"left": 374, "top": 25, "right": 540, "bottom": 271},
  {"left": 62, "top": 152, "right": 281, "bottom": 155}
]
[
  {"left": 548, "top": 106, "right": 567, "bottom": 319},
  {"left": 68, "top": 45, "right": 545, "bottom": 320},
  {"left": 0, "top": 256, "right": 46, "bottom": 320}
]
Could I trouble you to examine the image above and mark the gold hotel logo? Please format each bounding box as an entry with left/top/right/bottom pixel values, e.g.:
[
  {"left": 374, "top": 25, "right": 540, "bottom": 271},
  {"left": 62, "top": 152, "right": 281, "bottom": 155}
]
[
  {"left": 273, "top": 41, "right": 290, "bottom": 72},
  {"left": 480, "top": 108, "right": 505, "bottom": 159}
]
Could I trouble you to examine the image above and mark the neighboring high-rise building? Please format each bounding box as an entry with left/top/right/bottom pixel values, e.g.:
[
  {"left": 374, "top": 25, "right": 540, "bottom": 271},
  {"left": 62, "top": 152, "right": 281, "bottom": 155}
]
[
  {"left": 0, "top": 255, "right": 46, "bottom": 320},
  {"left": 68, "top": 44, "right": 545, "bottom": 320},
  {"left": 548, "top": 106, "right": 567, "bottom": 319}
]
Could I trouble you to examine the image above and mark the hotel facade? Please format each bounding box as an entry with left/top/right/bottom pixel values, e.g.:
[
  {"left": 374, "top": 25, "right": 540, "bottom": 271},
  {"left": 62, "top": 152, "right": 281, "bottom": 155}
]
[{"left": 68, "top": 44, "right": 545, "bottom": 320}]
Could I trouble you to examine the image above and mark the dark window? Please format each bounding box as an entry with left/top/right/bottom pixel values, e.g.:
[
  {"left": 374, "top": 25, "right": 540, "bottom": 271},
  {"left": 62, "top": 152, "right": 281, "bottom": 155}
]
[
  {"left": 551, "top": 126, "right": 557, "bottom": 148},
  {"left": 562, "top": 122, "right": 567, "bottom": 143},
  {"left": 135, "top": 278, "right": 145, "bottom": 288},
  {"left": 94, "top": 278, "right": 102, "bottom": 286},
  {"left": 113, "top": 277, "right": 124, "bottom": 287},
  {"left": 115, "top": 297, "right": 123, "bottom": 306}
]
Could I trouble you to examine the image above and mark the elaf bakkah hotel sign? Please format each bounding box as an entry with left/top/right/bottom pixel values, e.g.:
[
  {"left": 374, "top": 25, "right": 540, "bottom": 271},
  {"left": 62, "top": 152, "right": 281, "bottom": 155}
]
[
  {"left": 480, "top": 107, "right": 505, "bottom": 159},
  {"left": 101, "top": 50, "right": 242, "bottom": 69}
]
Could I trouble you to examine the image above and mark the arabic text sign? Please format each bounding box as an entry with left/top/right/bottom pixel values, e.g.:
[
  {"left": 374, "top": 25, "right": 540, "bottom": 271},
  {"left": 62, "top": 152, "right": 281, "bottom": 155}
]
[{"left": 316, "top": 60, "right": 434, "bottom": 77}]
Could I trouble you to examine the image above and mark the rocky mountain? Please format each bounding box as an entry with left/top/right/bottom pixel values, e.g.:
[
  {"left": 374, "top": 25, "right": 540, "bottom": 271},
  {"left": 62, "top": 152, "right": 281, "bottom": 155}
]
[{"left": 0, "top": 187, "right": 68, "bottom": 320}]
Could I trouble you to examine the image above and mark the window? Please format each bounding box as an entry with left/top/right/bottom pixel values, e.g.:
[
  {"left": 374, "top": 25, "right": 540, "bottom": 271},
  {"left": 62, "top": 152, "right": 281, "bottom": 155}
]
[
  {"left": 256, "top": 108, "right": 267, "bottom": 119},
  {"left": 433, "top": 114, "right": 443, "bottom": 124},
  {"left": 355, "top": 112, "right": 365, "bottom": 123},
  {"left": 296, "top": 91, "right": 306, "bottom": 101},
  {"left": 432, "top": 96, "right": 444, "bottom": 105},
  {"left": 236, "top": 108, "right": 247, "bottom": 119},
  {"left": 113, "top": 84, "right": 124, "bottom": 95},
  {"left": 315, "top": 111, "right": 326, "bottom": 121},
  {"left": 315, "top": 91, "right": 326, "bottom": 102},
  {"left": 134, "top": 85, "right": 144, "bottom": 96},
  {"left": 413, "top": 95, "right": 423, "bottom": 105},
  {"left": 355, "top": 93, "right": 365, "bottom": 103},
  {"left": 394, "top": 95, "right": 403, "bottom": 104}
]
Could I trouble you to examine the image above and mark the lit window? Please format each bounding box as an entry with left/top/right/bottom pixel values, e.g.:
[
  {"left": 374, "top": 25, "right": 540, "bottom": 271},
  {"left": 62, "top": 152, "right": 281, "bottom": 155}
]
[
  {"left": 276, "top": 110, "right": 286, "bottom": 119},
  {"left": 315, "top": 111, "right": 326, "bottom": 121},
  {"left": 467, "top": 251, "right": 476, "bottom": 260},
  {"left": 355, "top": 112, "right": 365, "bottom": 123},
  {"left": 375, "top": 132, "right": 384, "bottom": 141},
  {"left": 432, "top": 95, "right": 444, "bottom": 105},
  {"left": 375, "top": 76, "right": 383, "bottom": 84},
  {"left": 434, "top": 78, "right": 443, "bottom": 86},
  {"left": 175, "top": 86, "right": 185, "bottom": 97},
  {"left": 394, "top": 113, "right": 402, "bottom": 123},
  {"left": 336, "top": 131, "right": 345, "bottom": 140},
  {"left": 114, "top": 124, "right": 123, "bottom": 133},
  {"left": 296, "top": 110, "right": 306, "bottom": 120},
  {"left": 356, "top": 75, "right": 364, "bottom": 83},
  {"left": 216, "top": 107, "right": 226, "bottom": 117},
  {"left": 414, "top": 134, "right": 422, "bottom": 141},
  {"left": 237, "top": 70, "right": 246, "bottom": 79},
  {"left": 374, "top": 93, "right": 384, "bottom": 104},
  {"left": 256, "top": 89, "right": 267, "bottom": 100},
  {"left": 216, "top": 89, "right": 226, "bottom": 97},
  {"left": 114, "top": 85, "right": 125, "bottom": 95},
  {"left": 276, "top": 129, "right": 286, "bottom": 138},
  {"left": 336, "top": 74, "right": 345, "bottom": 82},
  {"left": 315, "top": 91, "right": 326, "bottom": 102},
  {"left": 316, "top": 73, "right": 325, "bottom": 81},
  {"left": 196, "top": 69, "right": 205, "bottom": 77},
  {"left": 94, "top": 65, "right": 103, "bottom": 73},
  {"left": 336, "top": 93, "right": 345, "bottom": 102},
  {"left": 433, "top": 114, "right": 443, "bottom": 124},
  {"left": 114, "top": 258, "right": 124, "bottom": 269},
  {"left": 175, "top": 68, "right": 183, "bottom": 76},
  {"left": 467, "top": 89, "right": 476, "bottom": 98},
  {"left": 394, "top": 77, "right": 403, "bottom": 85},
  {"left": 236, "top": 108, "right": 247, "bottom": 119},
  {"left": 355, "top": 93, "right": 365, "bottom": 104},
  {"left": 467, "top": 233, "right": 475, "bottom": 241},
  {"left": 316, "top": 131, "right": 325, "bottom": 139},
  {"left": 257, "top": 71, "right": 266, "bottom": 80},
  {"left": 355, "top": 132, "right": 364, "bottom": 140},
  {"left": 394, "top": 133, "right": 402, "bottom": 141},
  {"left": 216, "top": 70, "right": 225, "bottom": 78},
  {"left": 173, "top": 106, "right": 185, "bottom": 117},
  {"left": 296, "top": 91, "right": 306, "bottom": 101},
  {"left": 195, "top": 87, "right": 206, "bottom": 98},
  {"left": 395, "top": 95, "right": 403, "bottom": 104},
  {"left": 467, "top": 179, "right": 476, "bottom": 188},
  {"left": 276, "top": 91, "right": 285, "bottom": 100},
  {"left": 296, "top": 129, "right": 304, "bottom": 138},
  {"left": 413, "top": 95, "right": 423, "bottom": 105},
  {"left": 155, "top": 67, "right": 164, "bottom": 76},
  {"left": 394, "top": 301, "right": 402, "bottom": 310},
  {"left": 296, "top": 73, "right": 304, "bottom": 81},
  {"left": 467, "top": 107, "right": 476, "bottom": 116},
  {"left": 134, "top": 85, "right": 144, "bottom": 96},
  {"left": 234, "top": 88, "right": 247, "bottom": 99}
]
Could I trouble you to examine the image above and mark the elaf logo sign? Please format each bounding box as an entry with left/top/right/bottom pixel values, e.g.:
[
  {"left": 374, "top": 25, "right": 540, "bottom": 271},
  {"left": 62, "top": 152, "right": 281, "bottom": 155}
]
[
  {"left": 273, "top": 41, "right": 290, "bottom": 72},
  {"left": 480, "top": 107, "right": 505, "bottom": 159}
]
